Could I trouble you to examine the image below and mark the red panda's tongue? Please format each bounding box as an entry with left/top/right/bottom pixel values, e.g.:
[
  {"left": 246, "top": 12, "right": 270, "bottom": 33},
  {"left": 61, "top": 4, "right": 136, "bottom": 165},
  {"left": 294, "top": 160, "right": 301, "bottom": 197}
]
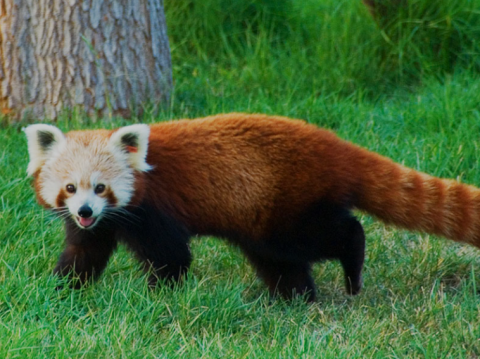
[{"left": 78, "top": 217, "right": 95, "bottom": 228}]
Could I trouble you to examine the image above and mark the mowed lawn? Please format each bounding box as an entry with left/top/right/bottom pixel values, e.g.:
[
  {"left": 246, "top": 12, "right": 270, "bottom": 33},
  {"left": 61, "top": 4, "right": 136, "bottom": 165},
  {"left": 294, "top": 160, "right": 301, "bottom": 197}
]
[{"left": 2, "top": 0, "right": 480, "bottom": 357}]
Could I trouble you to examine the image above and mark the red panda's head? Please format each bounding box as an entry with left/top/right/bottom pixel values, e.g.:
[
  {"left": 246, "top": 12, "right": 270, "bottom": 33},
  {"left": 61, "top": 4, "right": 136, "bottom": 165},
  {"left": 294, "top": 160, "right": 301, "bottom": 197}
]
[{"left": 24, "top": 124, "right": 152, "bottom": 229}]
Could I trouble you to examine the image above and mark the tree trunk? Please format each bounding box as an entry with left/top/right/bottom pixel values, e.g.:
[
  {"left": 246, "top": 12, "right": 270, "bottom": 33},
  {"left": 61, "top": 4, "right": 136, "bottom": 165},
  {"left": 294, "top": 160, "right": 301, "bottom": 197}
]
[{"left": 0, "top": 0, "right": 172, "bottom": 121}]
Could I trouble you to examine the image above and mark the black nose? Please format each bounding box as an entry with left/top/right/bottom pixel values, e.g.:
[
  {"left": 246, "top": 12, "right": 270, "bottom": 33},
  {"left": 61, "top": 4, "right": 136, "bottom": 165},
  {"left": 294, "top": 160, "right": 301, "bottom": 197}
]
[{"left": 78, "top": 205, "right": 93, "bottom": 218}]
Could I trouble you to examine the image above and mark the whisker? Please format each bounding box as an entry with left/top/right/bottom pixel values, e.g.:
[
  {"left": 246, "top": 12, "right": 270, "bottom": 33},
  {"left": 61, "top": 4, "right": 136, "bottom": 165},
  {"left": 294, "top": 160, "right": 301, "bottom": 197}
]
[
  {"left": 71, "top": 226, "right": 82, "bottom": 235},
  {"left": 106, "top": 206, "right": 143, "bottom": 220},
  {"left": 112, "top": 210, "right": 142, "bottom": 222},
  {"left": 102, "top": 211, "right": 140, "bottom": 226},
  {"left": 47, "top": 204, "right": 146, "bottom": 230}
]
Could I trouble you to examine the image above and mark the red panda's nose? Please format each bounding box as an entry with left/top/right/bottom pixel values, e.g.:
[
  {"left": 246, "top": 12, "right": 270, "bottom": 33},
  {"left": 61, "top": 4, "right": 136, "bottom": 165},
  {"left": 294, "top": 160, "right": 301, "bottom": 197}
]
[{"left": 78, "top": 205, "right": 93, "bottom": 218}]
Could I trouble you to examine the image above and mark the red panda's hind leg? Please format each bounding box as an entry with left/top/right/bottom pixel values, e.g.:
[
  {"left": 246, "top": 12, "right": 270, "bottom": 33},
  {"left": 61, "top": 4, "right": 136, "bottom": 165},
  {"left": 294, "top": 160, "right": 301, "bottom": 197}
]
[
  {"left": 291, "top": 202, "right": 366, "bottom": 296},
  {"left": 118, "top": 204, "right": 192, "bottom": 288},
  {"left": 242, "top": 201, "right": 366, "bottom": 300},
  {"left": 54, "top": 219, "right": 117, "bottom": 289},
  {"left": 243, "top": 249, "right": 316, "bottom": 302},
  {"left": 338, "top": 219, "right": 365, "bottom": 295}
]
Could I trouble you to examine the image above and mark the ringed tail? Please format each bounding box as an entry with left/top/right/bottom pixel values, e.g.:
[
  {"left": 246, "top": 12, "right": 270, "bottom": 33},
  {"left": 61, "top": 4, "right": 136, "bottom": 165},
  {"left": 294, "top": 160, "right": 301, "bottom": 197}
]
[{"left": 352, "top": 147, "right": 480, "bottom": 248}]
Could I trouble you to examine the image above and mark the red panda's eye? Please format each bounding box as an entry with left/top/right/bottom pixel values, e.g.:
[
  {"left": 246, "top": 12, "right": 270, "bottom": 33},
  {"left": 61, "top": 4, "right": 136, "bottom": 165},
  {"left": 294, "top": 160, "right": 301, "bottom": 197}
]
[
  {"left": 66, "top": 184, "right": 76, "bottom": 194},
  {"left": 95, "top": 184, "right": 106, "bottom": 194}
]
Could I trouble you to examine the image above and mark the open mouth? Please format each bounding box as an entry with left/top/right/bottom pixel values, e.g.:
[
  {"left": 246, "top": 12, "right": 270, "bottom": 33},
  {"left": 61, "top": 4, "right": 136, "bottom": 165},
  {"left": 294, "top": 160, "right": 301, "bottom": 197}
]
[{"left": 76, "top": 216, "right": 97, "bottom": 229}]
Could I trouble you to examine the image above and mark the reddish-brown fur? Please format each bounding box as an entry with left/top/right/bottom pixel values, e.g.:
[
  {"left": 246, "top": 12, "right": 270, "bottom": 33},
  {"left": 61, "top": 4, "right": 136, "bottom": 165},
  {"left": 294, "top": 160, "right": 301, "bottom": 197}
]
[
  {"left": 34, "top": 113, "right": 480, "bottom": 301},
  {"left": 138, "top": 113, "right": 480, "bottom": 247}
]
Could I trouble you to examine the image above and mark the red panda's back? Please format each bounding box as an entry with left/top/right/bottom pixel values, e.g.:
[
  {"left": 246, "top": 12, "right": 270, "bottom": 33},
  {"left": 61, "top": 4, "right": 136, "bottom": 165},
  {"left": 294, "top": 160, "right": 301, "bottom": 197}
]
[{"left": 143, "top": 114, "right": 359, "bottom": 240}]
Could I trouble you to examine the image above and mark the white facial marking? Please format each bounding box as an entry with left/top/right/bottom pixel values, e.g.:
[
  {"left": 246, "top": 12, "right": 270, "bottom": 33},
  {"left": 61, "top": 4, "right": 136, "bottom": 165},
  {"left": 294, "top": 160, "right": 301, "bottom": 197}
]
[
  {"left": 66, "top": 188, "right": 107, "bottom": 217},
  {"left": 90, "top": 171, "right": 102, "bottom": 187},
  {"left": 108, "top": 124, "right": 152, "bottom": 172},
  {"left": 24, "top": 124, "right": 66, "bottom": 176},
  {"left": 32, "top": 130, "right": 140, "bottom": 229}
]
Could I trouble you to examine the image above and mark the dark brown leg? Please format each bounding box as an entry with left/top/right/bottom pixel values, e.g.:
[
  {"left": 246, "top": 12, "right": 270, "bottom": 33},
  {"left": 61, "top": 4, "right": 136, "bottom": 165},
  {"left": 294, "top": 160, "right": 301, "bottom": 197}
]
[
  {"left": 243, "top": 248, "right": 316, "bottom": 302},
  {"left": 118, "top": 204, "right": 192, "bottom": 287},
  {"left": 54, "top": 219, "right": 117, "bottom": 288},
  {"left": 339, "top": 218, "right": 365, "bottom": 295}
]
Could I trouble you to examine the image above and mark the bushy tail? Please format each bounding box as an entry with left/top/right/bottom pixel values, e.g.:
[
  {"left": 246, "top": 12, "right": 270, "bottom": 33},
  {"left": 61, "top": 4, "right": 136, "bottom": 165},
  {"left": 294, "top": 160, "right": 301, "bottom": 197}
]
[{"left": 353, "top": 150, "right": 480, "bottom": 248}]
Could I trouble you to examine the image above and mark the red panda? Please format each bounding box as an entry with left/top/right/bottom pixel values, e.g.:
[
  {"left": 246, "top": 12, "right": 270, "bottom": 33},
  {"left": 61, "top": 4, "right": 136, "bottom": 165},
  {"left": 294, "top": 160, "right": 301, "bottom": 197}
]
[{"left": 24, "top": 113, "right": 480, "bottom": 301}]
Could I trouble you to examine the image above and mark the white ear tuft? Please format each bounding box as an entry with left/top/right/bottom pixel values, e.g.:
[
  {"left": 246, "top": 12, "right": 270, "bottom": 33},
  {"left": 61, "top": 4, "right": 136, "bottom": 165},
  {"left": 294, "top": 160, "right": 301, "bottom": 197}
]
[
  {"left": 23, "top": 124, "right": 66, "bottom": 176},
  {"left": 108, "top": 124, "right": 152, "bottom": 172}
]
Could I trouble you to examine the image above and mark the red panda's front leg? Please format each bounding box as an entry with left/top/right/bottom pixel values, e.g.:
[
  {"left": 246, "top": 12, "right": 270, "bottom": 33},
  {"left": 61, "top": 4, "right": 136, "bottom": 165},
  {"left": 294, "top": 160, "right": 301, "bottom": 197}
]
[
  {"left": 54, "top": 219, "right": 117, "bottom": 288},
  {"left": 118, "top": 204, "right": 192, "bottom": 288}
]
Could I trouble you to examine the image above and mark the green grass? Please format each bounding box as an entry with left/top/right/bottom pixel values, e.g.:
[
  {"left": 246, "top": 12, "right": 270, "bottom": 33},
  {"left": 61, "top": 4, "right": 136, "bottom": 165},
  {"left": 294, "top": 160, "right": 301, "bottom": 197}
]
[{"left": 3, "top": 0, "right": 480, "bottom": 357}]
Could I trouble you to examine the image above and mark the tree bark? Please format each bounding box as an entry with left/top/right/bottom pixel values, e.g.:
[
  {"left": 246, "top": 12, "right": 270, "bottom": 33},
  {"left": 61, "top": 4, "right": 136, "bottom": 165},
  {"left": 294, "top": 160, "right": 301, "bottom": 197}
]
[{"left": 0, "top": 0, "right": 172, "bottom": 121}]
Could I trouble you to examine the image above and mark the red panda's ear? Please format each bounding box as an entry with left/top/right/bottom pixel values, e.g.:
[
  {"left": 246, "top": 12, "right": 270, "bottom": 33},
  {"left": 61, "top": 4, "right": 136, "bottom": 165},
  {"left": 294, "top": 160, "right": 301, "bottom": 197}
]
[
  {"left": 23, "top": 124, "right": 66, "bottom": 176},
  {"left": 108, "top": 124, "right": 152, "bottom": 172}
]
